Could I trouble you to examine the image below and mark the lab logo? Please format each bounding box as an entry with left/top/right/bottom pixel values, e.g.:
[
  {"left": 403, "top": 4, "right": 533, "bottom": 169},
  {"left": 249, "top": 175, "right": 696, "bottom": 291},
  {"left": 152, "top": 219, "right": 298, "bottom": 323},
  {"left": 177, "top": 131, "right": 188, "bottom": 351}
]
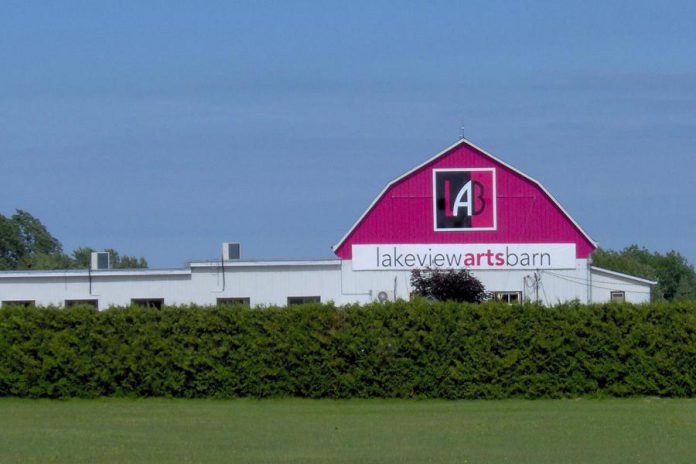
[{"left": 433, "top": 168, "right": 496, "bottom": 230}]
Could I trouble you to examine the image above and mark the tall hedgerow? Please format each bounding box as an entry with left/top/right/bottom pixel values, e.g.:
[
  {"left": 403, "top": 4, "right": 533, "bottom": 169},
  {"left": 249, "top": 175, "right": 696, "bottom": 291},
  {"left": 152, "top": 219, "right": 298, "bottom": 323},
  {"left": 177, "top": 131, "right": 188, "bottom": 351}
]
[{"left": 0, "top": 301, "right": 693, "bottom": 398}]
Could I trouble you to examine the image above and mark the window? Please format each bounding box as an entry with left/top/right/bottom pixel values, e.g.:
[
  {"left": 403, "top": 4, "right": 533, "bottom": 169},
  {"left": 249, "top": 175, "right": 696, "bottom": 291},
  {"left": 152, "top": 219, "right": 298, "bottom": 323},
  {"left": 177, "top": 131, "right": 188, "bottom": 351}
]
[
  {"left": 494, "top": 292, "right": 522, "bottom": 304},
  {"left": 65, "top": 299, "right": 99, "bottom": 309},
  {"left": 610, "top": 291, "right": 626, "bottom": 303},
  {"left": 217, "top": 297, "right": 251, "bottom": 306},
  {"left": 287, "top": 296, "right": 321, "bottom": 306},
  {"left": 2, "top": 300, "right": 35, "bottom": 308},
  {"left": 130, "top": 298, "right": 164, "bottom": 309}
]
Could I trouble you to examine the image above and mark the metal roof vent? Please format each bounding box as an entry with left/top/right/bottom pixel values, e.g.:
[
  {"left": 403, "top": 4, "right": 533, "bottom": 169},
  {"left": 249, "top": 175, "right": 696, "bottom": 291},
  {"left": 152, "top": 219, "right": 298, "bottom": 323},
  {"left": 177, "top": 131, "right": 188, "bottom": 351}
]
[
  {"left": 222, "top": 242, "right": 241, "bottom": 261},
  {"left": 90, "top": 251, "right": 111, "bottom": 270}
]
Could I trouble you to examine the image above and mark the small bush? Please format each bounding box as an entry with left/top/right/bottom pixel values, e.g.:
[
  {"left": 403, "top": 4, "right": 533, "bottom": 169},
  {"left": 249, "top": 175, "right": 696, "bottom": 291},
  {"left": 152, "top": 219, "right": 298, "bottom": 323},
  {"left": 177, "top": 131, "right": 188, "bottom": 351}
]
[{"left": 410, "top": 268, "right": 487, "bottom": 302}]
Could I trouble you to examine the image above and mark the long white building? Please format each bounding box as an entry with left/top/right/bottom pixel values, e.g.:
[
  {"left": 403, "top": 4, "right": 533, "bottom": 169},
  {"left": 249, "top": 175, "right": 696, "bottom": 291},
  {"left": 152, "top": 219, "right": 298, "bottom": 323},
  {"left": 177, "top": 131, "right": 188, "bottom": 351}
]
[{"left": 0, "top": 139, "right": 654, "bottom": 308}]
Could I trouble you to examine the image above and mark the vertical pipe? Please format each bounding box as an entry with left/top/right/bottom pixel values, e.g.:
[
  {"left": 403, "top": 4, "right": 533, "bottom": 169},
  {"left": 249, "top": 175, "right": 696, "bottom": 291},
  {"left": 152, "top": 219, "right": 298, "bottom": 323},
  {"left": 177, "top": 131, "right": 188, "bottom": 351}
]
[{"left": 587, "top": 256, "right": 592, "bottom": 304}]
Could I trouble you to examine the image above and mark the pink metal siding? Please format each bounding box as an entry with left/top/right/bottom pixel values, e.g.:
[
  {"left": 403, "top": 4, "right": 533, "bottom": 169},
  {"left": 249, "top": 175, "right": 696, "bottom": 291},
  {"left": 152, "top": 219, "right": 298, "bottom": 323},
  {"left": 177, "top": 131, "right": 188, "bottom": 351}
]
[{"left": 334, "top": 142, "right": 595, "bottom": 259}]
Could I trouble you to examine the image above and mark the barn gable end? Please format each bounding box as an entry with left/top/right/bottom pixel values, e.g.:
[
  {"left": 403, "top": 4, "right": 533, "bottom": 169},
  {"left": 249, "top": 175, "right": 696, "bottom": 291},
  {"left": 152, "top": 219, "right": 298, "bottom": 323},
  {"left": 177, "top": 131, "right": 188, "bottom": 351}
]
[{"left": 333, "top": 139, "right": 597, "bottom": 260}]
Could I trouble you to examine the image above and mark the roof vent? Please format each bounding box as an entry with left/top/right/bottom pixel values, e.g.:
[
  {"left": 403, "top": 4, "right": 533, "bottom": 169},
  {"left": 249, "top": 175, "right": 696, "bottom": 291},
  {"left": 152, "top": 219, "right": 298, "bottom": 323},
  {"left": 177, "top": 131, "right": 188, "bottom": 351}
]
[
  {"left": 222, "top": 242, "right": 241, "bottom": 261},
  {"left": 90, "top": 252, "right": 111, "bottom": 270}
]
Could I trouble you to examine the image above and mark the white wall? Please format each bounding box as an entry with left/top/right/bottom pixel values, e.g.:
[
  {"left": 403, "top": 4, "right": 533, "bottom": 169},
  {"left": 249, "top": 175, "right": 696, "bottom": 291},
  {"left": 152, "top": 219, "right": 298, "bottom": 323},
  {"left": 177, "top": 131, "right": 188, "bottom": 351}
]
[
  {"left": 189, "top": 262, "right": 343, "bottom": 306},
  {"left": 588, "top": 267, "right": 652, "bottom": 304},
  {"left": 338, "top": 259, "right": 592, "bottom": 304},
  {"left": 0, "top": 270, "right": 191, "bottom": 308},
  {"left": 0, "top": 259, "right": 652, "bottom": 308},
  {"left": 0, "top": 262, "right": 347, "bottom": 308}
]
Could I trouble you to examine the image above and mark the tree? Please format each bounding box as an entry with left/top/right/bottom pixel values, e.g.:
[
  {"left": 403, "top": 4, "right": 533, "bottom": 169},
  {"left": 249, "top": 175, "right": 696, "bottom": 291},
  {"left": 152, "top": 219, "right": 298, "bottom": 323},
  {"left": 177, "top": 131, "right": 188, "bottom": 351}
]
[
  {"left": 0, "top": 215, "right": 23, "bottom": 270},
  {"left": 71, "top": 247, "right": 95, "bottom": 268},
  {"left": 674, "top": 275, "right": 695, "bottom": 301},
  {"left": 0, "top": 210, "right": 148, "bottom": 270},
  {"left": 103, "top": 248, "right": 148, "bottom": 269},
  {"left": 11, "top": 210, "right": 63, "bottom": 257},
  {"left": 70, "top": 247, "right": 148, "bottom": 269},
  {"left": 410, "top": 268, "right": 488, "bottom": 303},
  {"left": 72, "top": 247, "right": 147, "bottom": 269},
  {"left": 0, "top": 210, "right": 64, "bottom": 269},
  {"left": 592, "top": 245, "right": 696, "bottom": 301}
]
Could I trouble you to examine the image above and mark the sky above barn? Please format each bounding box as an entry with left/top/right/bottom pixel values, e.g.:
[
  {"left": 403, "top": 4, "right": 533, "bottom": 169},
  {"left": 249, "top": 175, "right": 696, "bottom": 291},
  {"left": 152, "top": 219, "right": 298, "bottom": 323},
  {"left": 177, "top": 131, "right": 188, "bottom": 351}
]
[{"left": 2, "top": 1, "right": 695, "bottom": 267}]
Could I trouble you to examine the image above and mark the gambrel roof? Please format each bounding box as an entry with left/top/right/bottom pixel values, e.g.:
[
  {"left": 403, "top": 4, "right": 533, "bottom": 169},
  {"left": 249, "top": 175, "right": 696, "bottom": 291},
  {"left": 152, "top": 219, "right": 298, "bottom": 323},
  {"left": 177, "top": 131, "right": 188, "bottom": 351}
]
[{"left": 333, "top": 138, "right": 597, "bottom": 259}]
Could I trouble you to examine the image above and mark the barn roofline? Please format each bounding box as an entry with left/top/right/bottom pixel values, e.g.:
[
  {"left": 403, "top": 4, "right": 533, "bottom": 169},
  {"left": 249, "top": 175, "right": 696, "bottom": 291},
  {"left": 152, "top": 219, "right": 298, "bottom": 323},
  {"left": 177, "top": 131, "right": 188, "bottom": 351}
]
[
  {"left": 332, "top": 138, "right": 598, "bottom": 253},
  {"left": 590, "top": 266, "right": 657, "bottom": 286}
]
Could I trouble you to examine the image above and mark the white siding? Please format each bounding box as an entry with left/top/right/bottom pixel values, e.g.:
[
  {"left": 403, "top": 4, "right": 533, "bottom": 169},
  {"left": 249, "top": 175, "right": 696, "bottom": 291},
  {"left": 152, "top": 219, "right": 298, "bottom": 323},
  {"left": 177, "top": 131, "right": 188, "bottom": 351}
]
[
  {"left": 339, "top": 259, "right": 593, "bottom": 304},
  {"left": 0, "top": 260, "right": 653, "bottom": 308},
  {"left": 588, "top": 267, "right": 653, "bottom": 304}
]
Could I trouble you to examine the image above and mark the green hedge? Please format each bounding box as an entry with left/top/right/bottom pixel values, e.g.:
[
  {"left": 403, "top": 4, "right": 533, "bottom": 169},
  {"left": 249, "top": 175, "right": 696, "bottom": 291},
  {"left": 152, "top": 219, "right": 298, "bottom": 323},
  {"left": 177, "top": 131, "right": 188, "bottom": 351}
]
[{"left": 0, "top": 301, "right": 694, "bottom": 398}]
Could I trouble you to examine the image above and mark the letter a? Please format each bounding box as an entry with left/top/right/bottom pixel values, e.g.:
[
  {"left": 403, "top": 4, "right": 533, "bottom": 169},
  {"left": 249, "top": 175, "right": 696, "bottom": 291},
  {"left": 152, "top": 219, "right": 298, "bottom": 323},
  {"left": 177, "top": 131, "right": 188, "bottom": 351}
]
[{"left": 453, "top": 181, "right": 473, "bottom": 216}]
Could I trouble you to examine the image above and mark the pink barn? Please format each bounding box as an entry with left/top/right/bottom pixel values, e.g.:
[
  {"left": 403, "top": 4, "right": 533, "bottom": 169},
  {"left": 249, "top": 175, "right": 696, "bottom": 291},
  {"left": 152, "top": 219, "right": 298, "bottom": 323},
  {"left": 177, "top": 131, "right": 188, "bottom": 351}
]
[
  {"left": 0, "top": 139, "right": 654, "bottom": 308},
  {"left": 335, "top": 138, "right": 595, "bottom": 260},
  {"left": 330, "top": 138, "right": 652, "bottom": 304}
]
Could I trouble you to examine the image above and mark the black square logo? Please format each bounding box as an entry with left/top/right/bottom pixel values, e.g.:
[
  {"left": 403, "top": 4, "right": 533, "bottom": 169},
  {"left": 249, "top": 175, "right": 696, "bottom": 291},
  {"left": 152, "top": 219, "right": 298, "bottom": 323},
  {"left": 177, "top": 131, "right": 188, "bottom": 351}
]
[{"left": 433, "top": 168, "right": 496, "bottom": 231}]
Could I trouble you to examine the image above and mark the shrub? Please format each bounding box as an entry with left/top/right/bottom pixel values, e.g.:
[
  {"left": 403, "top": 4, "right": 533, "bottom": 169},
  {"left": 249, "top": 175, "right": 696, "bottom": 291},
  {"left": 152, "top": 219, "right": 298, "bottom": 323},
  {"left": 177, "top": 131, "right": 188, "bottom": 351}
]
[
  {"left": 0, "top": 301, "right": 693, "bottom": 398},
  {"left": 410, "top": 268, "right": 487, "bottom": 302}
]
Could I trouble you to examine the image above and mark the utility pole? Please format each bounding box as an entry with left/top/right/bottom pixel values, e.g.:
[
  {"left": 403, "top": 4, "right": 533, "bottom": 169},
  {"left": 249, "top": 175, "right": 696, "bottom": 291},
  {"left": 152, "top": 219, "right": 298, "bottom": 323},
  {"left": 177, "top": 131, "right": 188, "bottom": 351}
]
[{"left": 529, "top": 271, "right": 541, "bottom": 303}]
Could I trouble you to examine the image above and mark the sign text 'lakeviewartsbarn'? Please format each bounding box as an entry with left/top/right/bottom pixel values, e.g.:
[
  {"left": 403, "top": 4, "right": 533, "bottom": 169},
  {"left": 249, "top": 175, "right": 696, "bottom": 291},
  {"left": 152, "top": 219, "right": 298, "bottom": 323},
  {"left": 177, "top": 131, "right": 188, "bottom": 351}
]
[{"left": 351, "top": 244, "right": 576, "bottom": 271}]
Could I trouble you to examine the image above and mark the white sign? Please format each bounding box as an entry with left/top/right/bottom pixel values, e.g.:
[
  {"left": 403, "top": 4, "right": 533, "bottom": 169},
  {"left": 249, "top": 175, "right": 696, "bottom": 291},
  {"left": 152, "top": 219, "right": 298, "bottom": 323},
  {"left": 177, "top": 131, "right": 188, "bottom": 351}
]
[{"left": 352, "top": 244, "right": 576, "bottom": 270}]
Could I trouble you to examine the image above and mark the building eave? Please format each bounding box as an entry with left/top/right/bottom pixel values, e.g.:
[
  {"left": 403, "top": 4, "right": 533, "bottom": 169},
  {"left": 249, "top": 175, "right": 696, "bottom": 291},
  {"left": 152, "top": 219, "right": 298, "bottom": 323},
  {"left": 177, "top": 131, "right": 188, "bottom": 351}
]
[
  {"left": 590, "top": 266, "right": 657, "bottom": 286},
  {"left": 189, "top": 259, "right": 342, "bottom": 269},
  {"left": 0, "top": 268, "right": 191, "bottom": 279}
]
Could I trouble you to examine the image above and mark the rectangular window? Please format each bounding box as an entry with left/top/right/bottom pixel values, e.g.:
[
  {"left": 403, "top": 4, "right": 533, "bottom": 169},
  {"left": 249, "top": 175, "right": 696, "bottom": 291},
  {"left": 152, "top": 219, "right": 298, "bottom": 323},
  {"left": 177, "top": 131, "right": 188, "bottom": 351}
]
[
  {"left": 65, "top": 299, "right": 99, "bottom": 309},
  {"left": 494, "top": 292, "right": 522, "bottom": 304},
  {"left": 287, "top": 296, "right": 321, "bottom": 306},
  {"left": 130, "top": 298, "right": 164, "bottom": 309},
  {"left": 216, "top": 297, "right": 251, "bottom": 306},
  {"left": 2, "top": 300, "right": 35, "bottom": 308},
  {"left": 610, "top": 291, "right": 626, "bottom": 303}
]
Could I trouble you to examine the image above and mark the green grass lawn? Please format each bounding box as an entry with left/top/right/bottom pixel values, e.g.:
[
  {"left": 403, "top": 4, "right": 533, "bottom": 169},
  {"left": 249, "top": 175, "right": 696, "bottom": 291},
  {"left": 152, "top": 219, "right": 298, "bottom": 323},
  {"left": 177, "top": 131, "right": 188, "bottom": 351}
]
[{"left": 0, "top": 398, "right": 694, "bottom": 463}]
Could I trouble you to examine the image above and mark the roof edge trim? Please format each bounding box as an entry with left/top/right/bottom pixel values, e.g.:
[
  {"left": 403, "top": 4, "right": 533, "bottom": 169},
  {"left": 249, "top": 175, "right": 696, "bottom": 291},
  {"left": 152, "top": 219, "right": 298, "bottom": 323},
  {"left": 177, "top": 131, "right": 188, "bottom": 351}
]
[{"left": 590, "top": 266, "right": 657, "bottom": 285}]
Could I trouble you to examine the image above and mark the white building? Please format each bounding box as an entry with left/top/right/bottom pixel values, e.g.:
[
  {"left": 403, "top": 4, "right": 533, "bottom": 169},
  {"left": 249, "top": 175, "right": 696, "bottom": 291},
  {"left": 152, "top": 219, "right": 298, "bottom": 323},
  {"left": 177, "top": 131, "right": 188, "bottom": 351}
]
[{"left": 0, "top": 139, "right": 654, "bottom": 308}]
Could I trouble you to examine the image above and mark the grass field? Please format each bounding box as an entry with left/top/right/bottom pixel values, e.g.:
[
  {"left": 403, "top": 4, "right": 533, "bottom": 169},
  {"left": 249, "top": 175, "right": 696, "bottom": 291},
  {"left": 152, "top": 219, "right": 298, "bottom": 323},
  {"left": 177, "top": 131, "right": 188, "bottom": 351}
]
[{"left": 0, "top": 398, "right": 694, "bottom": 463}]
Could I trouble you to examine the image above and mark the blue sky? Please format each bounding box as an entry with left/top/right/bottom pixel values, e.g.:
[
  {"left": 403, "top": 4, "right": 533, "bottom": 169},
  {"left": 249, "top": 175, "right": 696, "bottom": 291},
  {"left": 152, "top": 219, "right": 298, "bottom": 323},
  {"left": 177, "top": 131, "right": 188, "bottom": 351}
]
[{"left": 2, "top": 1, "right": 695, "bottom": 267}]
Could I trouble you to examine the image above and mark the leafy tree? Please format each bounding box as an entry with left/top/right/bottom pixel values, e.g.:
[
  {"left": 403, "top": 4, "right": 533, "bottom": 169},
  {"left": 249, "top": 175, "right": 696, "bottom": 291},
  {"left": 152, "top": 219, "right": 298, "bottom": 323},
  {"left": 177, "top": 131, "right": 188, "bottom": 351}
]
[
  {"left": 674, "top": 275, "right": 695, "bottom": 301},
  {"left": 592, "top": 245, "right": 696, "bottom": 301},
  {"left": 0, "top": 210, "right": 64, "bottom": 269},
  {"left": 103, "top": 248, "right": 148, "bottom": 269},
  {"left": 410, "top": 268, "right": 488, "bottom": 303},
  {"left": 0, "top": 210, "right": 148, "bottom": 270},
  {"left": 11, "top": 210, "right": 62, "bottom": 257},
  {"left": 29, "top": 252, "right": 75, "bottom": 270},
  {"left": 70, "top": 247, "right": 147, "bottom": 269},
  {"left": 0, "top": 215, "right": 23, "bottom": 270},
  {"left": 71, "top": 247, "right": 95, "bottom": 268}
]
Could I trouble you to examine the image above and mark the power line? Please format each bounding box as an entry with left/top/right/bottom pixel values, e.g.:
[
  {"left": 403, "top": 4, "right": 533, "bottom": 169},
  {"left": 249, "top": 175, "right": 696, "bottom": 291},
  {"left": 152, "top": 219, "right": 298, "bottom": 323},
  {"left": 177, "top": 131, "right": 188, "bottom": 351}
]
[
  {"left": 546, "top": 270, "right": 655, "bottom": 287},
  {"left": 545, "top": 270, "right": 653, "bottom": 293},
  {"left": 544, "top": 271, "right": 651, "bottom": 295}
]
